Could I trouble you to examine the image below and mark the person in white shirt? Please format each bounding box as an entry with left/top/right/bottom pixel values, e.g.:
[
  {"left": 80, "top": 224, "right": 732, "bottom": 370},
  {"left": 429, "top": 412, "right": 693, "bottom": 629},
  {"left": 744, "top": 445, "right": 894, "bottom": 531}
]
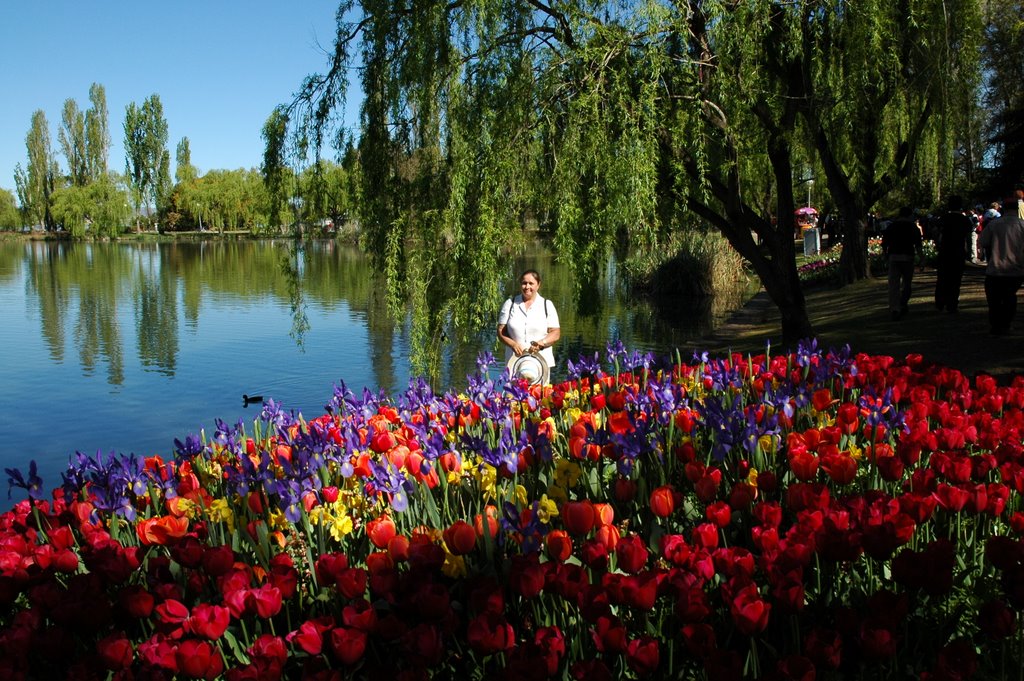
[{"left": 497, "top": 269, "right": 561, "bottom": 369}]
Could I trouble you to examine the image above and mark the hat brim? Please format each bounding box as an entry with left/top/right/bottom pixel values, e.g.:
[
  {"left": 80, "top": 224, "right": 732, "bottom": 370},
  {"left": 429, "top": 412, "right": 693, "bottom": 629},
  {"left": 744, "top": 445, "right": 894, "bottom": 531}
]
[{"left": 507, "top": 353, "right": 550, "bottom": 385}]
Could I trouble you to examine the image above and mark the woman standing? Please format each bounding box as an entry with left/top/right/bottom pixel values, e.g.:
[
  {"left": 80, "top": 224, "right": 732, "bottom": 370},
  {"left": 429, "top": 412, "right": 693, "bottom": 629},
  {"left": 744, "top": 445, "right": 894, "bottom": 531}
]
[{"left": 497, "top": 269, "right": 560, "bottom": 369}]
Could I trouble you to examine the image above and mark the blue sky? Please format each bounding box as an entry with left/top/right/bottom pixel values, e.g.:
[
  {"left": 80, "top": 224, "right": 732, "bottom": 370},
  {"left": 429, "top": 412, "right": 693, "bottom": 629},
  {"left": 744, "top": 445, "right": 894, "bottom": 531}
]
[{"left": 0, "top": 1, "right": 360, "bottom": 193}]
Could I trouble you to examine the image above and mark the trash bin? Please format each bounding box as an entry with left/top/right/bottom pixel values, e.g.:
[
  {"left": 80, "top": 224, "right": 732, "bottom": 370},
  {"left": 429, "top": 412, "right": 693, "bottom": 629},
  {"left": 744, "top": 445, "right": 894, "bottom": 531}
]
[{"left": 803, "top": 228, "right": 820, "bottom": 257}]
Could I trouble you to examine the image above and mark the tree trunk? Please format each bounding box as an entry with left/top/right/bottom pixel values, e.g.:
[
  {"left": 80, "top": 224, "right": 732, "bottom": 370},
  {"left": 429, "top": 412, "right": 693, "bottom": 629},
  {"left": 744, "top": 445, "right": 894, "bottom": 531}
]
[
  {"left": 837, "top": 208, "right": 870, "bottom": 285},
  {"left": 704, "top": 204, "right": 816, "bottom": 345}
]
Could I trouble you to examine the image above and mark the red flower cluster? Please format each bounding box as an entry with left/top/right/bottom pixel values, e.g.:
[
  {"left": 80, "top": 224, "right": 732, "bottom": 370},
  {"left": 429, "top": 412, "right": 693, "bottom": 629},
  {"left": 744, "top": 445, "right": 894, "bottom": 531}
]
[{"left": 3, "top": 347, "right": 1024, "bottom": 679}]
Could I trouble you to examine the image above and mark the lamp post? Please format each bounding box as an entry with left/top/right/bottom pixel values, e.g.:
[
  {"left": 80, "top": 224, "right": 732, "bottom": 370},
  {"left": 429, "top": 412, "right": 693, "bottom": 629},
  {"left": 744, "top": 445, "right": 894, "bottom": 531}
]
[{"left": 807, "top": 179, "right": 814, "bottom": 208}]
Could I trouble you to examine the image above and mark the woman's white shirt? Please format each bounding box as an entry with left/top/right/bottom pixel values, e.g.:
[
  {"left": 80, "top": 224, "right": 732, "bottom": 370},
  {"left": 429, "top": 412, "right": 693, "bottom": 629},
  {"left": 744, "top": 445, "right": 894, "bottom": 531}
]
[{"left": 498, "top": 294, "right": 560, "bottom": 366}]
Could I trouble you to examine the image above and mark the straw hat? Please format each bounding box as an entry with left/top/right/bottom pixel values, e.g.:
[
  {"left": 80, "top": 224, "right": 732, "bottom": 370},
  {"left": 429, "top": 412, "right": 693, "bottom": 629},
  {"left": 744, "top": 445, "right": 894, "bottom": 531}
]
[{"left": 507, "top": 353, "right": 550, "bottom": 385}]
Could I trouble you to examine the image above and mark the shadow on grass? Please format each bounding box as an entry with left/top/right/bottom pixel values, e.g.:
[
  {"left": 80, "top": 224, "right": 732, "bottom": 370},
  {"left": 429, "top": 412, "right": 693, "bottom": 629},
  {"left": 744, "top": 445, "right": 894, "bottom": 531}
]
[{"left": 686, "top": 265, "right": 1024, "bottom": 381}]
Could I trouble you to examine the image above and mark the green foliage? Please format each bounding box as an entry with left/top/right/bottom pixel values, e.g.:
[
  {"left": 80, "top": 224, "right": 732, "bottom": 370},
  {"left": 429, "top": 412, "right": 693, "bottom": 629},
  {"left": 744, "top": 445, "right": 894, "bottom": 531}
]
[
  {"left": 58, "top": 98, "right": 88, "bottom": 187},
  {"left": 50, "top": 173, "right": 131, "bottom": 237},
  {"left": 271, "top": 0, "right": 984, "bottom": 353},
  {"left": 124, "top": 94, "right": 170, "bottom": 220},
  {"left": 175, "top": 137, "right": 197, "bottom": 185},
  {"left": 261, "top": 107, "right": 291, "bottom": 231},
  {"left": 19, "top": 110, "right": 58, "bottom": 230},
  {"left": 168, "top": 168, "right": 271, "bottom": 233},
  {"left": 981, "top": 0, "right": 1024, "bottom": 191},
  {"left": 85, "top": 83, "right": 110, "bottom": 182},
  {"left": 0, "top": 188, "right": 19, "bottom": 231}
]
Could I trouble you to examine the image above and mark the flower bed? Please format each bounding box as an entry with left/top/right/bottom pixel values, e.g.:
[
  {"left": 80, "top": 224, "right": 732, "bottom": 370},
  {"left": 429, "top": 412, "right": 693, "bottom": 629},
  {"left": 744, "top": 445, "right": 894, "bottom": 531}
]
[
  {"left": 3, "top": 341, "right": 1024, "bottom": 680},
  {"left": 798, "top": 239, "right": 938, "bottom": 286}
]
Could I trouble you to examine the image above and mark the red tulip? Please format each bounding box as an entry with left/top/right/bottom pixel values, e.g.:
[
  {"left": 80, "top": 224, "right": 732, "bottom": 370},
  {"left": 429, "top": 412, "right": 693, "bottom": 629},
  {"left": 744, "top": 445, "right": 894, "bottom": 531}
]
[
  {"left": 186, "top": 603, "right": 230, "bottom": 640},
  {"left": 176, "top": 639, "right": 224, "bottom": 680},
  {"left": 369, "top": 428, "right": 396, "bottom": 453},
  {"left": 979, "top": 599, "right": 1018, "bottom": 640},
  {"left": 251, "top": 584, "right": 283, "bottom": 618},
  {"left": 534, "top": 625, "right": 566, "bottom": 676},
  {"left": 467, "top": 613, "right": 515, "bottom": 655},
  {"left": 473, "top": 505, "right": 500, "bottom": 539},
  {"left": 562, "top": 500, "right": 596, "bottom": 535},
  {"left": 136, "top": 515, "right": 189, "bottom": 546},
  {"left": 706, "top": 501, "right": 731, "bottom": 528},
  {"left": 593, "top": 503, "right": 615, "bottom": 527},
  {"left": 287, "top": 617, "right": 333, "bottom": 655},
  {"left": 443, "top": 520, "right": 477, "bottom": 555},
  {"left": 626, "top": 636, "right": 660, "bottom": 677},
  {"left": 803, "top": 627, "right": 842, "bottom": 669},
  {"left": 201, "top": 545, "right": 234, "bottom": 577},
  {"left": 330, "top": 626, "right": 367, "bottom": 665},
  {"left": 681, "top": 623, "right": 716, "bottom": 659},
  {"left": 614, "top": 478, "right": 637, "bottom": 502},
  {"left": 859, "top": 625, "right": 898, "bottom": 659},
  {"left": 728, "top": 583, "right": 770, "bottom": 635},
  {"left": 366, "top": 515, "right": 397, "bottom": 549},
  {"left": 509, "top": 553, "right": 546, "bottom": 599},
  {"left": 336, "top": 567, "right": 368, "bottom": 600},
  {"left": 649, "top": 486, "right": 675, "bottom": 518},
  {"left": 776, "top": 655, "right": 816, "bottom": 681},
  {"left": 615, "top": 534, "right": 649, "bottom": 574},
  {"left": 118, "top": 585, "right": 155, "bottom": 619},
  {"left": 590, "top": 615, "right": 628, "bottom": 654},
  {"left": 546, "top": 529, "right": 573, "bottom": 563},
  {"left": 97, "top": 632, "right": 133, "bottom": 671},
  {"left": 811, "top": 388, "right": 833, "bottom": 411},
  {"left": 342, "top": 598, "right": 379, "bottom": 632},
  {"left": 248, "top": 634, "right": 288, "bottom": 678}
]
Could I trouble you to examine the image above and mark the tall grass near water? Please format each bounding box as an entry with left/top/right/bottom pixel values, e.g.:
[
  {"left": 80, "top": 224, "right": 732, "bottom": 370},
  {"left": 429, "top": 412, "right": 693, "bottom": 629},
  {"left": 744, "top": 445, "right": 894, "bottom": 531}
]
[{"left": 624, "top": 228, "right": 753, "bottom": 321}]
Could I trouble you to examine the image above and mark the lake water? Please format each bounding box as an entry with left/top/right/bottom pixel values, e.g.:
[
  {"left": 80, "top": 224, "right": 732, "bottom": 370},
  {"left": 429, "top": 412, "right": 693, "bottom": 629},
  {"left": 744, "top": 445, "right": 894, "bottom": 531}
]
[{"left": 0, "top": 238, "right": 722, "bottom": 503}]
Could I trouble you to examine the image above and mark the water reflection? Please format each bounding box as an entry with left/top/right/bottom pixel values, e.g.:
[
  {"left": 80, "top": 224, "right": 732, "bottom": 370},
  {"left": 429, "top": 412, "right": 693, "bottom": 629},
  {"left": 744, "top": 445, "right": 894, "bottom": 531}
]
[
  {"left": 10, "top": 238, "right": 729, "bottom": 391},
  {"left": 1, "top": 237, "right": 737, "bottom": 498}
]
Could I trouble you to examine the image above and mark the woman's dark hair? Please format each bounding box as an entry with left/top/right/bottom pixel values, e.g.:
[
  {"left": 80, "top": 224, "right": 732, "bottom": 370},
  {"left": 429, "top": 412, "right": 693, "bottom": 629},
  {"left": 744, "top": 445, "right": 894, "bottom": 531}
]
[{"left": 520, "top": 269, "right": 541, "bottom": 283}]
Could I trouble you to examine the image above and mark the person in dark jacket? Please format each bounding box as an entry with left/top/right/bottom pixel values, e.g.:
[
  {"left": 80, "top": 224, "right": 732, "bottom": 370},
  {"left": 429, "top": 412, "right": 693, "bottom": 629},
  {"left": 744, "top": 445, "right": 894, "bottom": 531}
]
[
  {"left": 978, "top": 193, "right": 1024, "bottom": 335},
  {"left": 933, "top": 195, "right": 974, "bottom": 312},
  {"left": 882, "top": 206, "right": 924, "bottom": 320}
]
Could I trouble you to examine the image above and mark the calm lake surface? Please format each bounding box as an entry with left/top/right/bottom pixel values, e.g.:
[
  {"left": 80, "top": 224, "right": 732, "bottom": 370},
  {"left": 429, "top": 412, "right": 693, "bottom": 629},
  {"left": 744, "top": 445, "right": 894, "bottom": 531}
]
[{"left": 0, "top": 238, "right": 722, "bottom": 503}]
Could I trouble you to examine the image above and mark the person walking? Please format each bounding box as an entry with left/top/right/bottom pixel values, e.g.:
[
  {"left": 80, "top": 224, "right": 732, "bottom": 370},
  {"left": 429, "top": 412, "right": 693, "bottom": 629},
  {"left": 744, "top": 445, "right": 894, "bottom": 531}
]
[
  {"left": 882, "top": 206, "right": 924, "bottom": 321},
  {"left": 978, "top": 194, "right": 1024, "bottom": 335},
  {"left": 933, "top": 195, "right": 974, "bottom": 312}
]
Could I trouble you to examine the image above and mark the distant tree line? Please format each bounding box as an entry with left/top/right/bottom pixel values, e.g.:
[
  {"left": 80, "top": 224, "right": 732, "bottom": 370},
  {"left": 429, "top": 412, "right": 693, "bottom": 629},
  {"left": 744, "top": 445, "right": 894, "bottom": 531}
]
[{"left": 2, "top": 84, "right": 361, "bottom": 237}]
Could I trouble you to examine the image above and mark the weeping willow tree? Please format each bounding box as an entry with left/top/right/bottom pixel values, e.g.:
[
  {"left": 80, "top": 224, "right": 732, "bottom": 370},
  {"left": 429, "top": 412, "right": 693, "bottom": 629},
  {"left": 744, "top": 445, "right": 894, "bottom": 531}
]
[
  {"left": 275, "top": 0, "right": 982, "bottom": 368},
  {"left": 799, "top": 0, "right": 983, "bottom": 282}
]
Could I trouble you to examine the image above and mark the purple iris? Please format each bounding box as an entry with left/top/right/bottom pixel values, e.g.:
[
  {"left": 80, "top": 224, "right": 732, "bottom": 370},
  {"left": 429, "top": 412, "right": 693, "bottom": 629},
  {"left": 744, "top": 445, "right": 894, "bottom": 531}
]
[{"left": 6, "top": 460, "right": 43, "bottom": 501}]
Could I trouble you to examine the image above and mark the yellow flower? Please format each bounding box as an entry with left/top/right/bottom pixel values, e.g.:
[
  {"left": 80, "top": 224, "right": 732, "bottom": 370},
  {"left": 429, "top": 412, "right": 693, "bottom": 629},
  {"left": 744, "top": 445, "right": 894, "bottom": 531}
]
[
  {"left": 207, "top": 498, "right": 234, "bottom": 532},
  {"left": 746, "top": 468, "right": 759, "bottom": 487},
  {"left": 536, "top": 495, "right": 559, "bottom": 524},
  {"left": 515, "top": 485, "right": 529, "bottom": 507},
  {"left": 543, "top": 416, "right": 558, "bottom": 435},
  {"left": 546, "top": 484, "right": 568, "bottom": 506},
  {"left": 758, "top": 434, "right": 777, "bottom": 455},
  {"left": 847, "top": 443, "right": 864, "bottom": 460},
  {"left": 268, "top": 510, "right": 290, "bottom": 531},
  {"left": 442, "top": 552, "right": 467, "bottom": 579},
  {"left": 329, "top": 513, "right": 354, "bottom": 542},
  {"left": 554, "top": 459, "right": 582, "bottom": 489},
  {"left": 474, "top": 463, "right": 498, "bottom": 499},
  {"left": 175, "top": 497, "right": 198, "bottom": 519}
]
